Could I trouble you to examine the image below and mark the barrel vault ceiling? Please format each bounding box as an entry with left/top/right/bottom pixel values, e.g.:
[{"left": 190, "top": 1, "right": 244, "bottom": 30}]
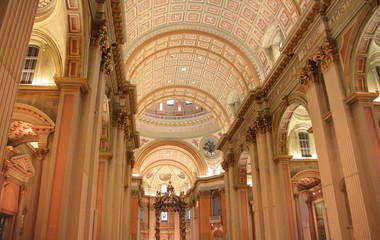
[{"left": 123, "top": 0, "right": 307, "bottom": 192}]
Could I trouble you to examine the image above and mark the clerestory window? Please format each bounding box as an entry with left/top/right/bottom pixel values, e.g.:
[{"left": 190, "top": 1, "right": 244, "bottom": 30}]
[
  {"left": 20, "top": 45, "right": 39, "bottom": 84},
  {"left": 298, "top": 132, "right": 312, "bottom": 157}
]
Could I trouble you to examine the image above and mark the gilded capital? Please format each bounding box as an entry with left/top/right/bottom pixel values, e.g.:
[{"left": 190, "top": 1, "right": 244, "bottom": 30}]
[
  {"left": 298, "top": 59, "right": 319, "bottom": 89},
  {"left": 245, "top": 127, "right": 256, "bottom": 143},
  {"left": 253, "top": 115, "right": 272, "bottom": 134},
  {"left": 35, "top": 148, "right": 49, "bottom": 161},
  {"left": 312, "top": 38, "right": 336, "bottom": 72}
]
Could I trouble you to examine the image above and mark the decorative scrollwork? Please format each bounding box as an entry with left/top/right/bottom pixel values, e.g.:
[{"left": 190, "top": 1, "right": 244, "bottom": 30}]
[
  {"left": 245, "top": 127, "right": 256, "bottom": 143},
  {"left": 34, "top": 148, "right": 49, "bottom": 161},
  {"left": 298, "top": 59, "right": 319, "bottom": 89},
  {"left": 312, "top": 38, "right": 336, "bottom": 72}
]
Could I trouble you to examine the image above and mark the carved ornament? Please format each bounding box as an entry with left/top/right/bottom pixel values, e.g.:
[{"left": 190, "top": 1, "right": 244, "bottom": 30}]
[
  {"left": 245, "top": 127, "right": 256, "bottom": 143},
  {"left": 312, "top": 38, "right": 336, "bottom": 72},
  {"left": 298, "top": 59, "right": 319, "bottom": 90},
  {"left": 253, "top": 115, "right": 272, "bottom": 134},
  {"left": 34, "top": 148, "right": 49, "bottom": 161}
]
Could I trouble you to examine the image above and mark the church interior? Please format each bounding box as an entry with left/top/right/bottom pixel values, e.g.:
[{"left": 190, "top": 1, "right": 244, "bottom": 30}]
[{"left": 0, "top": 0, "right": 380, "bottom": 239}]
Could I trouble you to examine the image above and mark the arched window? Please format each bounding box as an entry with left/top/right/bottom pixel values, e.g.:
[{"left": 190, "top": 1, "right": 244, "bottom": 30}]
[
  {"left": 298, "top": 132, "right": 312, "bottom": 157},
  {"left": 20, "top": 45, "right": 39, "bottom": 84}
]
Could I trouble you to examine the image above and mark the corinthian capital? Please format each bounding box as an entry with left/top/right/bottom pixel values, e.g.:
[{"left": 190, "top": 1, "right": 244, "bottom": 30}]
[
  {"left": 298, "top": 59, "right": 319, "bottom": 89},
  {"left": 35, "top": 148, "right": 49, "bottom": 161},
  {"left": 312, "top": 38, "right": 336, "bottom": 71},
  {"left": 245, "top": 127, "right": 256, "bottom": 143},
  {"left": 253, "top": 115, "right": 272, "bottom": 134}
]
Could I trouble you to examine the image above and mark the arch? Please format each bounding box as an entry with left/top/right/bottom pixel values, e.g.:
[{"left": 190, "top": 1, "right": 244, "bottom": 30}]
[
  {"left": 137, "top": 86, "right": 232, "bottom": 133},
  {"left": 291, "top": 169, "right": 320, "bottom": 183},
  {"left": 9, "top": 103, "right": 55, "bottom": 147},
  {"left": 344, "top": 6, "right": 380, "bottom": 92},
  {"left": 273, "top": 92, "right": 309, "bottom": 156},
  {"left": 134, "top": 140, "right": 208, "bottom": 176},
  {"left": 30, "top": 29, "right": 64, "bottom": 76}
]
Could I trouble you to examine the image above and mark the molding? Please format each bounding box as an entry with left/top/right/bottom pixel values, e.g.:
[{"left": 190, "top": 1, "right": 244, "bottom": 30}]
[{"left": 54, "top": 77, "right": 90, "bottom": 93}]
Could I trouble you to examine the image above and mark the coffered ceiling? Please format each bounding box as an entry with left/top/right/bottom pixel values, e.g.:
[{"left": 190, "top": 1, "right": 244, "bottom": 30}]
[{"left": 124, "top": 0, "right": 308, "bottom": 192}]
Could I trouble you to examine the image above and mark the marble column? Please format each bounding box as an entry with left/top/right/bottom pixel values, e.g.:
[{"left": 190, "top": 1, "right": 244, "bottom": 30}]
[
  {"left": 273, "top": 155, "right": 296, "bottom": 240},
  {"left": 222, "top": 166, "right": 232, "bottom": 240},
  {"left": 313, "top": 38, "right": 380, "bottom": 239},
  {"left": 12, "top": 186, "right": 28, "bottom": 240},
  {"left": 227, "top": 161, "right": 241, "bottom": 240},
  {"left": 254, "top": 117, "right": 276, "bottom": 240},
  {"left": 246, "top": 129, "right": 264, "bottom": 240},
  {"left": 22, "top": 147, "right": 49, "bottom": 239},
  {"left": 123, "top": 150, "right": 134, "bottom": 239},
  {"left": 0, "top": 0, "right": 39, "bottom": 162},
  {"left": 298, "top": 58, "right": 349, "bottom": 240}
]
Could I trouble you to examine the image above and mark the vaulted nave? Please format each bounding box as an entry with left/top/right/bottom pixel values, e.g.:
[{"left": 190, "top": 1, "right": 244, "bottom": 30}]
[{"left": 0, "top": 0, "right": 380, "bottom": 239}]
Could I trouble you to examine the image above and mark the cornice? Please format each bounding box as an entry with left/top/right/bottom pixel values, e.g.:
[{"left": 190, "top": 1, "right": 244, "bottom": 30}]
[{"left": 54, "top": 77, "right": 90, "bottom": 93}]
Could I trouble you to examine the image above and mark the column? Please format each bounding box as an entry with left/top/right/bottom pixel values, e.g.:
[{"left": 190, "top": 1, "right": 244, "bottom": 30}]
[
  {"left": 123, "top": 149, "right": 134, "bottom": 239},
  {"left": 95, "top": 152, "right": 111, "bottom": 240},
  {"left": 314, "top": 38, "right": 380, "bottom": 239},
  {"left": 346, "top": 92, "right": 380, "bottom": 218},
  {"left": 23, "top": 147, "right": 49, "bottom": 239},
  {"left": 12, "top": 186, "right": 28, "bottom": 240},
  {"left": 110, "top": 120, "right": 125, "bottom": 239},
  {"left": 273, "top": 155, "right": 297, "bottom": 240},
  {"left": 246, "top": 129, "right": 265, "bottom": 240},
  {"left": 227, "top": 160, "right": 241, "bottom": 240},
  {"left": 254, "top": 116, "right": 276, "bottom": 240},
  {"left": 102, "top": 125, "right": 118, "bottom": 239},
  {"left": 220, "top": 188, "right": 228, "bottom": 239},
  {"left": 0, "top": 0, "right": 39, "bottom": 162},
  {"left": 298, "top": 58, "right": 349, "bottom": 239},
  {"left": 129, "top": 190, "right": 139, "bottom": 240},
  {"left": 221, "top": 165, "right": 232, "bottom": 240}
]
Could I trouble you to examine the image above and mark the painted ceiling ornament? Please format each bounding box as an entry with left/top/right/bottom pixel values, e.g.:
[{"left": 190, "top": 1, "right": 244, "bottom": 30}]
[
  {"left": 159, "top": 173, "right": 172, "bottom": 181},
  {"left": 201, "top": 136, "right": 220, "bottom": 159}
]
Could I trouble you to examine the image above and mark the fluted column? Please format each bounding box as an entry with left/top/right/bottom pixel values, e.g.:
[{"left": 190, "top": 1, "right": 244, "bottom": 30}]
[
  {"left": 111, "top": 116, "right": 126, "bottom": 239},
  {"left": 0, "top": 0, "right": 39, "bottom": 162},
  {"left": 123, "top": 149, "right": 135, "bottom": 239},
  {"left": 12, "top": 186, "right": 28, "bottom": 240},
  {"left": 221, "top": 155, "right": 232, "bottom": 240},
  {"left": 299, "top": 57, "right": 349, "bottom": 240},
  {"left": 102, "top": 125, "right": 119, "bottom": 239},
  {"left": 227, "top": 157, "right": 241, "bottom": 240},
  {"left": 273, "top": 155, "right": 296, "bottom": 240},
  {"left": 246, "top": 129, "right": 264, "bottom": 240},
  {"left": 313, "top": 38, "right": 380, "bottom": 239},
  {"left": 22, "top": 147, "right": 49, "bottom": 239},
  {"left": 254, "top": 116, "right": 276, "bottom": 239}
]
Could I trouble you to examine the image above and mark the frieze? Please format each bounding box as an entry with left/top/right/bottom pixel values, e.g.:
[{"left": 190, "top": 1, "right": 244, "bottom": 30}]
[{"left": 330, "top": 0, "right": 354, "bottom": 26}]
